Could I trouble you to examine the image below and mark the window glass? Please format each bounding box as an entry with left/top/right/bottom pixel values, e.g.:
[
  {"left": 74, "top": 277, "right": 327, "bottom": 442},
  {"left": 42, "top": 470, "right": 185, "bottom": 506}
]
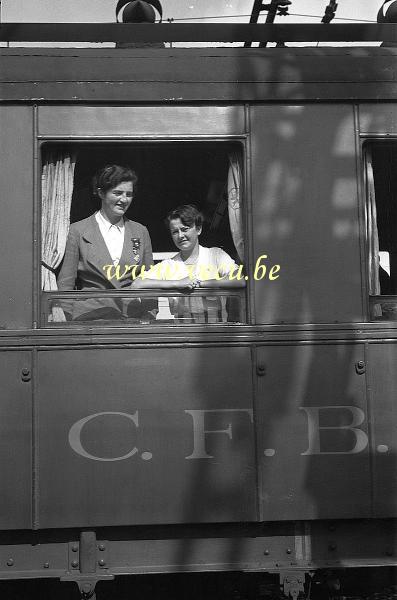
[
  {"left": 43, "top": 291, "right": 245, "bottom": 326},
  {"left": 41, "top": 142, "right": 246, "bottom": 326},
  {"left": 366, "top": 142, "right": 397, "bottom": 320}
]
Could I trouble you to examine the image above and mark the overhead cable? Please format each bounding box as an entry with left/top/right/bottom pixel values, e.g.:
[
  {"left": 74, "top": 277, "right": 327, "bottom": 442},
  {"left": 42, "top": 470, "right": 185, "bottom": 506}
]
[{"left": 164, "top": 13, "right": 375, "bottom": 24}]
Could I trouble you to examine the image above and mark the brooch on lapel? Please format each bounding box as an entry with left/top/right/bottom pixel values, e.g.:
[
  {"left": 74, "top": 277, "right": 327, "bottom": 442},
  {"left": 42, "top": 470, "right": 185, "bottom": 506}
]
[{"left": 132, "top": 238, "right": 141, "bottom": 262}]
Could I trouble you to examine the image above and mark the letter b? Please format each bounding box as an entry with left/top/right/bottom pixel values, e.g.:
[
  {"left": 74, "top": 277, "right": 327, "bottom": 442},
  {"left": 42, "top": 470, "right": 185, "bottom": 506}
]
[{"left": 300, "top": 405, "right": 368, "bottom": 455}]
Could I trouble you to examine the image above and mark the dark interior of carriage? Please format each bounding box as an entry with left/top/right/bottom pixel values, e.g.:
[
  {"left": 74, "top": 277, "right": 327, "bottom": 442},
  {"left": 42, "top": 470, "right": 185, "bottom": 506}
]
[
  {"left": 367, "top": 141, "right": 397, "bottom": 321},
  {"left": 370, "top": 143, "right": 397, "bottom": 295},
  {"left": 41, "top": 141, "right": 245, "bottom": 325},
  {"left": 44, "top": 142, "right": 241, "bottom": 261}
]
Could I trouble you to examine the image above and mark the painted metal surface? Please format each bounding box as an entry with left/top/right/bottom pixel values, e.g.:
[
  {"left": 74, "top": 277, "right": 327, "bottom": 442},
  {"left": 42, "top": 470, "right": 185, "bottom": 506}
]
[
  {"left": 0, "top": 107, "right": 33, "bottom": 329},
  {"left": 255, "top": 344, "right": 370, "bottom": 520},
  {"left": 0, "top": 351, "right": 32, "bottom": 529},
  {"left": 0, "top": 23, "right": 397, "bottom": 44},
  {"left": 104, "top": 532, "right": 298, "bottom": 574},
  {"left": 360, "top": 103, "right": 397, "bottom": 135},
  {"left": 367, "top": 343, "right": 397, "bottom": 517},
  {"left": 0, "top": 519, "right": 395, "bottom": 579},
  {"left": 36, "top": 346, "right": 256, "bottom": 528},
  {"left": 0, "top": 40, "right": 395, "bottom": 583},
  {"left": 38, "top": 105, "right": 245, "bottom": 137},
  {"left": 308, "top": 519, "right": 397, "bottom": 567},
  {"left": 250, "top": 104, "right": 363, "bottom": 325},
  {"left": 2, "top": 49, "right": 397, "bottom": 103},
  {"left": 0, "top": 541, "right": 69, "bottom": 579}
]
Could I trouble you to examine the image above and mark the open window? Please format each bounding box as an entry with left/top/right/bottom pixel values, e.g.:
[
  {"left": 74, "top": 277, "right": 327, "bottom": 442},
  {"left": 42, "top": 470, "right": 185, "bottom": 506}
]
[
  {"left": 366, "top": 141, "right": 397, "bottom": 320},
  {"left": 41, "top": 141, "right": 246, "bottom": 326}
]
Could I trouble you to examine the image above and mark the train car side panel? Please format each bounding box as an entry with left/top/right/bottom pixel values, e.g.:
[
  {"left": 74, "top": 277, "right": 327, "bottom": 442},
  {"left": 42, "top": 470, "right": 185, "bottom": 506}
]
[
  {"left": 359, "top": 103, "right": 397, "bottom": 135},
  {"left": 38, "top": 105, "right": 246, "bottom": 137},
  {"left": 255, "top": 343, "right": 371, "bottom": 520},
  {"left": 367, "top": 342, "right": 397, "bottom": 517},
  {"left": 0, "top": 351, "right": 32, "bottom": 529},
  {"left": 250, "top": 104, "right": 363, "bottom": 325},
  {"left": 0, "top": 107, "right": 34, "bottom": 329},
  {"left": 37, "top": 346, "right": 256, "bottom": 528}
]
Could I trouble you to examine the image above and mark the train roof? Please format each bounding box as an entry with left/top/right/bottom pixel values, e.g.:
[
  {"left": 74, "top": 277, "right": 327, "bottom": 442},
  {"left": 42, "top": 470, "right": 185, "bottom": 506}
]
[
  {"left": 1, "top": 23, "right": 397, "bottom": 103},
  {"left": 1, "top": 46, "right": 397, "bottom": 103}
]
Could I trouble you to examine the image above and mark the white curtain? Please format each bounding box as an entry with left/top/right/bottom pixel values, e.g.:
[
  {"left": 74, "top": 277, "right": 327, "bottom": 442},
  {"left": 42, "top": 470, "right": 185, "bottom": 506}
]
[
  {"left": 41, "top": 152, "right": 76, "bottom": 290},
  {"left": 41, "top": 152, "right": 76, "bottom": 322},
  {"left": 227, "top": 152, "right": 244, "bottom": 262},
  {"left": 366, "top": 148, "right": 380, "bottom": 296}
]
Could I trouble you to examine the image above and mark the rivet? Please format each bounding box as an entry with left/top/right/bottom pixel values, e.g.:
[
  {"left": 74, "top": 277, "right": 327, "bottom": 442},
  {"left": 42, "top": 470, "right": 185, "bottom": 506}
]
[
  {"left": 264, "top": 549, "right": 269, "bottom": 556},
  {"left": 82, "top": 583, "right": 92, "bottom": 594},
  {"left": 6, "top": 559, "right": 14, "bottom": 567},
  {"left": 22, "top": 368, "right": 29, "bottom": 376},
  {"left": 43, "top": 562, "right": 49, "bottom": 569},
  {"left": 98, "top": 543, "right": 106, "bottom": 551},
  {"left": 71, "top": 545, "right": 78, "bottom": 552},
  {"left": 71, "top": 560, "right": 79, "bottom": 568},
  {"left": 286, "top": 548, "right": 292, "bottom": 555},
  {"left": 329, "top": 544, "right": 337, "bottom": 551},
  {"left": 98, "top": 559, "right": 106, "bottom": 567}
]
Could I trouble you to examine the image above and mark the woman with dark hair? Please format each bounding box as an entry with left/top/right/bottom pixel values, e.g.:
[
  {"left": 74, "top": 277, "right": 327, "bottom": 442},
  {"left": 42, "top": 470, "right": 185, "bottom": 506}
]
[
  {"left": 57, "top": 164, "right": 153, "bottom": 320},
  {"left": 133, "top": 204, "right": 243, "bottom": 290},
  {"left": 132, "top": 204, "right": 244, "bottom": 322}
]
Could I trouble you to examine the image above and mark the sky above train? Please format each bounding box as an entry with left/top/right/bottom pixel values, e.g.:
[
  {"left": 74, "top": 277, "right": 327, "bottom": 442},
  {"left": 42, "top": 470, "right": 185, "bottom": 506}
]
[{"left": 2, "top": 0, "right": 381, "bottom": 23}]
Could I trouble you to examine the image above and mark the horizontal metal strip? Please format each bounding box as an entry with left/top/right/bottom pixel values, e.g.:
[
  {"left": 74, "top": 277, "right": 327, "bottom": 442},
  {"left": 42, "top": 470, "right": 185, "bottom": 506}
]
[
  {"left": 1, "top": 83, "right": 396, "bottom": 102},
  {"left": 0, "top": 23, "right": 397, "bottom": 43},
  {"left": 0, "top": 336, "right": 396, "bottom": 349}
]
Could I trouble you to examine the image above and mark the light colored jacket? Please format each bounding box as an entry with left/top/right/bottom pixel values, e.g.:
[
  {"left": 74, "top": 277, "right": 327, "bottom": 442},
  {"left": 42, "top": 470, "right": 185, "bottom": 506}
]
[{"left": 57, "top": 214, "right": 153, "bottom": 320}]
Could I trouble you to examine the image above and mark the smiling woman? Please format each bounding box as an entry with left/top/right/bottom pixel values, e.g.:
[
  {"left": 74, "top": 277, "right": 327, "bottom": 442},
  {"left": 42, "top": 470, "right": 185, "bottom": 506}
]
[
  {"left": 56, "top": 164, "right": 153, "bottom": 320},
  {"left": 131, "top": 204, "right": 244, "bottom": 323},
  {"left": 98, "top": 179, "right": 134, "bottom": 224}
]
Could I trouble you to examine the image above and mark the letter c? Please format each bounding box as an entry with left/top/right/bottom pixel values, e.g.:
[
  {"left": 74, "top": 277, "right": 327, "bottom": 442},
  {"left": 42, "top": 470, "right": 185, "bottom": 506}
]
[{"left": 68, "top": 411, "right": 139, "bottom": 462}]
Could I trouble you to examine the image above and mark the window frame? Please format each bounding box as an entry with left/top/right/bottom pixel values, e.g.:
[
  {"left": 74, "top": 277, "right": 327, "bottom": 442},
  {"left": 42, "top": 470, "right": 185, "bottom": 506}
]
[
  {"left": 363, "top": 138, "right": 397, "bottom": 322},
  {"left": 37, "top": 135, "right": 251, "bottom": 330}
]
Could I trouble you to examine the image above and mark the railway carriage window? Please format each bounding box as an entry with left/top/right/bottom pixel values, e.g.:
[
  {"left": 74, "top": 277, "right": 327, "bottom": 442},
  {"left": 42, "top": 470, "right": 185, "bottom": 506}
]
[
  {"left": 41, "top": 143, "right": 246, "bottom": 326},
  {"left": 366, "top": 142, "right": 397, "bottom": 320}
]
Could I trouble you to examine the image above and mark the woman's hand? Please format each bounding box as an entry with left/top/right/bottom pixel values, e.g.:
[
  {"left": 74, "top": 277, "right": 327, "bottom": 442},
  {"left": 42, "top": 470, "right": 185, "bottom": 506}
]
[
  {"left": 175, "top": 277, "right": 201, "bottom": 291},
  {"left": 129, "top": 276, "right": 201, "bottom": 290}
]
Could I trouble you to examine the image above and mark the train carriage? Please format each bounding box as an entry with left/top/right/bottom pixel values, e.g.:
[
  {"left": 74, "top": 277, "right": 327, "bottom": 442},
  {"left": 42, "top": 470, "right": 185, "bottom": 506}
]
[{"left": 0, "top": 16, "right": 396, "bottom": 600}]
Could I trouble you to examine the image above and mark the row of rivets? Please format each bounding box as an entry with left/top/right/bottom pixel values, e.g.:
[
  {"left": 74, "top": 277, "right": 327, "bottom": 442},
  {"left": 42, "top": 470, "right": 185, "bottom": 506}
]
[
  {"left": 71, "top": 542, "right": 79, "bottom": 569},
  {"left": 6, "top": 558, "right": 50, "bottom": 568},
  {"left": 69, "top": 542, "right": 107, "bottom": 569},
  {"left": 263, "top": 548, "right": 292, "bottom": 556},
  {"left": 98, "top": 543, "right": 106, "bottom": 567},
  {"left": 71, "top": 559, "right": 107, "bottom": 567}
]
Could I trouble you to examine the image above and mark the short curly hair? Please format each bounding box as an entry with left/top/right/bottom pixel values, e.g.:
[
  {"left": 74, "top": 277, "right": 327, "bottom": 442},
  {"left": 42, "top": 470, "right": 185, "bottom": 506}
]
[
  {"left": 93, "top": 164, "right": 138, "bottom": 196},
  {"left": 165, "top": 204, "right": 203, "bottom": 230}
]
